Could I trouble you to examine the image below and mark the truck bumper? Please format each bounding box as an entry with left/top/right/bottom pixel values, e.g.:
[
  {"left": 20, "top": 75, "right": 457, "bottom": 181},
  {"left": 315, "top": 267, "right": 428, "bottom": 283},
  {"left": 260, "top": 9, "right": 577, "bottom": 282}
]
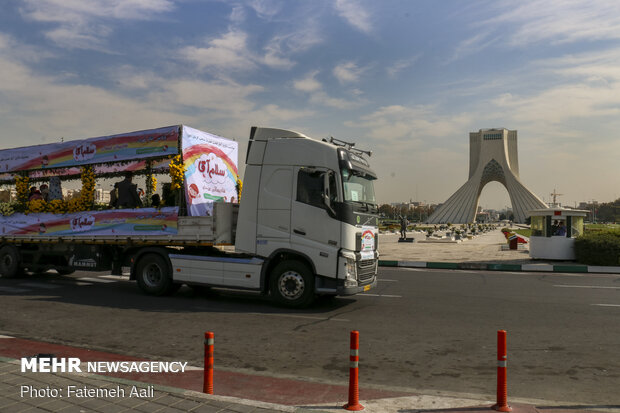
[{"left": 337, "top": 276, "right": 377, "bottom": 296}]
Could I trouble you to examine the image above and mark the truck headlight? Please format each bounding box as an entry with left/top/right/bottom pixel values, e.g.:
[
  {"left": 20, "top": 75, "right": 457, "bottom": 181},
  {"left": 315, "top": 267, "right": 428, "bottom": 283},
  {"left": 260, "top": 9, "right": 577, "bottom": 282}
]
[{"left": 344, "top": 257, "right": 357, "bottom": 287}]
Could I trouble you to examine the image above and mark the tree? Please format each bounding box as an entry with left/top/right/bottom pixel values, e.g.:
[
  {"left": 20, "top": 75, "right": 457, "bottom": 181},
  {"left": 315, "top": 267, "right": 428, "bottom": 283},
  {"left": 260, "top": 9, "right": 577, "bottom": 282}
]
[{"left": 378, "top": 204, "right": 394, "bottom": 218}]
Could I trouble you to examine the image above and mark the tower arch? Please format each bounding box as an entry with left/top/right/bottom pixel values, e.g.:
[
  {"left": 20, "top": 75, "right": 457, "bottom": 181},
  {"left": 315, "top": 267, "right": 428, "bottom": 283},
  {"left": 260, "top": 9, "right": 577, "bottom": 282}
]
[{"left": 427, "top": 128, "right": 547, "bottom": 224}]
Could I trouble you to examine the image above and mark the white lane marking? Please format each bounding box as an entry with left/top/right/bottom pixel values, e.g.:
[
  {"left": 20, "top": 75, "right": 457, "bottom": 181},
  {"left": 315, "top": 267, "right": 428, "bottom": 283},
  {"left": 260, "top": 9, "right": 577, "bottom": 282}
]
[
  {"left": 554, "top": 285, "right": 620, "bottom": 290},
  {"left": 591, "top": 304, "right": 620, "bottom": 307},
  {"left": 0, "top": 286, "right": 30, "bottom": 293},
  {"left": 20, "top": 282, "right": 60, "bottom": 289},
  {"left": 77, "top": 277, "right": 116, "bottom": 284},
  {"left": 247, "top": 312, "right": 349, "bottom": 322},
  {"left": 358, "top": 293, "right": 402, "bottom": 298}
]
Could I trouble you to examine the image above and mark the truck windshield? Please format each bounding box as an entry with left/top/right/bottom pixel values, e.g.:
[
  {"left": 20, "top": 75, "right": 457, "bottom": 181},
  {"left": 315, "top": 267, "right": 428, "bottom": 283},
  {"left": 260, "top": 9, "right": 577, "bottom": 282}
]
[{"left": 341, "top": 168, "right": 376, "bottom": 206}]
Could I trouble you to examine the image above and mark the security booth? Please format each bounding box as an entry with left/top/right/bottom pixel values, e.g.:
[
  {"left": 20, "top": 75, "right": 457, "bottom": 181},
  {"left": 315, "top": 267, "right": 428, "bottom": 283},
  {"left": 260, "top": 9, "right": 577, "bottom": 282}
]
[{"left": 528, "top": 208, "right": 588, "bottom": 260}]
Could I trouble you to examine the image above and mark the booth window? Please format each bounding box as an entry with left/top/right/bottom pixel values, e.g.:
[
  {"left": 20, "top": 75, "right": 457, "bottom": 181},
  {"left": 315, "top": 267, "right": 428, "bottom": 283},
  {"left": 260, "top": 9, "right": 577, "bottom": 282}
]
[
  {"left": 531, "top": 216, "right": 545, "bottom": 237},
  {"left": 570, "top": 216, "right": 584, "bottom": 238}
]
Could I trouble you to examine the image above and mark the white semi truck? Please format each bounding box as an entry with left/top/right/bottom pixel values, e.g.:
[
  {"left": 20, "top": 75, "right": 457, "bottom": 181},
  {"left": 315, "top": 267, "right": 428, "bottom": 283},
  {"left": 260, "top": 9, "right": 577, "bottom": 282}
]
[{"left": 0, "top": 125, "right": 379, "bottom": 307}]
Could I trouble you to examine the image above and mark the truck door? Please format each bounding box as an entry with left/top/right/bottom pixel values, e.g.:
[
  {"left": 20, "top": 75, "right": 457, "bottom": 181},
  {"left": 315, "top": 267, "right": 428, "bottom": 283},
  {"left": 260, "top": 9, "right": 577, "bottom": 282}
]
[
  {"left": 256, "top": 165, "right": 293, "bottom": 241},
  {"left": 291, "top": 167, "right": 341, "bottom": 276}
]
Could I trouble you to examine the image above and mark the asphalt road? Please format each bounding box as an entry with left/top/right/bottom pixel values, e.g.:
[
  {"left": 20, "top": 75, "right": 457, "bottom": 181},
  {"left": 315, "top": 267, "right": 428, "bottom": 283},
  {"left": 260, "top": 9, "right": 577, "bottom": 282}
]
[{"left": 1, "top": 268, "right": 619, "bottom": 404}]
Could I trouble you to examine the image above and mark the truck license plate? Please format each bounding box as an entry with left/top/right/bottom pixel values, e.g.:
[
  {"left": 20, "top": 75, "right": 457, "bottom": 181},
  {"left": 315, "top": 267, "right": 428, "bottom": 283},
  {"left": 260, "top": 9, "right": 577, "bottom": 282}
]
[{"left": 364, "top": 285, "right": 371, "bottom": 291}]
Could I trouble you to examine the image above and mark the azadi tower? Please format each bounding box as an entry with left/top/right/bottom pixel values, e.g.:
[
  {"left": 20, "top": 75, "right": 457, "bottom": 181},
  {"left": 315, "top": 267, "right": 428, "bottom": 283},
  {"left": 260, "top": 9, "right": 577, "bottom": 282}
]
[{"left": 428, "top": 128, "right": 547, "bottom": 224}]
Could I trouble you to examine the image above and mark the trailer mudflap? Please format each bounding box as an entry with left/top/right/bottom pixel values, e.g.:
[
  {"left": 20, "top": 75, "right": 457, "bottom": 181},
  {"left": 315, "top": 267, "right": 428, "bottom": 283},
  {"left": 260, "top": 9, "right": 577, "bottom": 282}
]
[{"left": 67, "top": 245, "right": 112, "bottom": 271}]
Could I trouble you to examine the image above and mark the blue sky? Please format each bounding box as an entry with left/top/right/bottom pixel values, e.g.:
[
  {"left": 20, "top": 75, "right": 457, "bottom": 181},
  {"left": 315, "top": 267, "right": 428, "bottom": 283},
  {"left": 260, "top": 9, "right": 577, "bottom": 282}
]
[{"left": 1, "top": 0, "right": 619, "bottom": 210}]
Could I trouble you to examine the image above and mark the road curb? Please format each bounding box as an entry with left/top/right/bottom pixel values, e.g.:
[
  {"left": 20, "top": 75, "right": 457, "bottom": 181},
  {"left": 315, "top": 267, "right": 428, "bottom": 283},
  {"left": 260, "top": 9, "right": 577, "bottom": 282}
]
[{"left": 378, "top": 260, "right": 620, "bottom": 274}]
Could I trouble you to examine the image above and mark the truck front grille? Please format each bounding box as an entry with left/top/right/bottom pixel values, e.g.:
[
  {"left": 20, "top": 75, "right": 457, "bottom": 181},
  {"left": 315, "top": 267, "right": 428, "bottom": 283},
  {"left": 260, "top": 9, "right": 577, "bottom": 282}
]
[{"left": 357, "top": 259, "right": 376, "bottom": 283}]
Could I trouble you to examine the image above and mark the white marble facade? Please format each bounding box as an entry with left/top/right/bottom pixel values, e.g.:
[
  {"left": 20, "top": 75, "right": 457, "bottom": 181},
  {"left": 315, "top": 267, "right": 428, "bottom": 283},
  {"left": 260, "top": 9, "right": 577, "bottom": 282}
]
[{"left": 428, "top": 128, "right": 547, "bottom": 224}]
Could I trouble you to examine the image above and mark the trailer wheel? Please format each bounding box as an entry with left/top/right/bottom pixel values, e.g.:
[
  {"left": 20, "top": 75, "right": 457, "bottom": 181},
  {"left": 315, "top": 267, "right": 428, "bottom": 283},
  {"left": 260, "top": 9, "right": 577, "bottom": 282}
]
[
  {"left": 0, "top": 245, "right": 22, "bottom": 278},
  {"left": 136, "top": 253, "right": 176, "bottom": 296},
  {"left": 269, "top": 260, "right": 315, "bottom": 308}
]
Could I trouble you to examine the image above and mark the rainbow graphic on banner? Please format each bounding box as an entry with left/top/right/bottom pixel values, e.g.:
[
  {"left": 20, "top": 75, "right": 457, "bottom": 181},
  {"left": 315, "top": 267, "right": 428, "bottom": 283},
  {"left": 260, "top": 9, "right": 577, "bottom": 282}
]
[
  {"left": 0, "top": 207, "right": 178, "bottom": 237},
  {"left": 181, "top": 126, "right": 238, "bottom": 216},
  {"left": 0, "top": 126, "right": 179, "bottom": 173}
]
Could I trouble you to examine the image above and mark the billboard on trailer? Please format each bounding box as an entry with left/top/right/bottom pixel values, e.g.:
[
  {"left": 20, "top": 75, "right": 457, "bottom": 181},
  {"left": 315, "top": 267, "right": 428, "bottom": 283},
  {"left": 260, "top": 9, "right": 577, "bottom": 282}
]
[
  {"left": 0, "top": 126, "right": 179, "bottom": 173},
  {"left": 181, "top": 126, "right": 238, "bottom": 216}
]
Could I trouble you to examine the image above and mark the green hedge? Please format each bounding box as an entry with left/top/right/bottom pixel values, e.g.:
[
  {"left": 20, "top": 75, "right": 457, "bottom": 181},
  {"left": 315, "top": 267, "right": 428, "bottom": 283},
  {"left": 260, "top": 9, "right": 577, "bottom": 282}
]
[{"left": 574, "top": 229, "right": 620, "bottom": 266}]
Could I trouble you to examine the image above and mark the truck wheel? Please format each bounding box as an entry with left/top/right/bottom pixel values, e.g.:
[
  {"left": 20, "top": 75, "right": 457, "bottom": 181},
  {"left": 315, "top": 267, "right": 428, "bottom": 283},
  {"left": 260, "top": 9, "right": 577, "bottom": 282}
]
[
  {"left": 0, "top": 245, "right": 22, "bottom": 278},
  {"left": 136, "top": 253, "right": 176, "bottom": 296},
  {"left": 269, "top": 260, "right": 315, "bottom": 308}
]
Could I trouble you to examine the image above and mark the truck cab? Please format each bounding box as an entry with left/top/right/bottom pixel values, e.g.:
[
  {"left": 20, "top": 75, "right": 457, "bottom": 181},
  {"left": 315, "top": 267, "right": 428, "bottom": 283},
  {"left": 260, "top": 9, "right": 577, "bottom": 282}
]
[{"left": 235, "top": 127, "right": 379, "bottom": 306}]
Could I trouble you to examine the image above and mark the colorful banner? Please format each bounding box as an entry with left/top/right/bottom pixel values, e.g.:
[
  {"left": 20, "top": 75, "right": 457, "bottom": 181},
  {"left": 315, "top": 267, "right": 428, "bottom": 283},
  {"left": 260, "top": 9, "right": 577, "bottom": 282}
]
[
  {"left": 0, "top": 207, "right": 178, "bottom": 237},
  {"left": 0, "top": 158, "right": 171, "bottom": 182},
  {"left": 0, "top": 126, "right": 179, "bottom": 173},
  {"left": 181, "top": 126, "right": 238, "bottom": 216}
]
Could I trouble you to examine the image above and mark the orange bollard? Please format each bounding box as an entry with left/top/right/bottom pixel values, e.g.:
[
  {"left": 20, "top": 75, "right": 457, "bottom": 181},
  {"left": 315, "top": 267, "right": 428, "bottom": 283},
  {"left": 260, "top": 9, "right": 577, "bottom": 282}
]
[
  {"left": 203, "top": 332, "right": 214, "bottom": 394},
  {"left": 492, "top": 330, "right": 512, "bottom": 412},
  {"left": 344, "top": 330, "right": 364, "bottom": 411}
]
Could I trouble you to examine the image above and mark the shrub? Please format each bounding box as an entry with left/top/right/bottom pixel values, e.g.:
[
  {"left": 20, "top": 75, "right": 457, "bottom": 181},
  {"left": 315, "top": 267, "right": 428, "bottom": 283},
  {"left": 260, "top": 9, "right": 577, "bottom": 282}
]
[{"left": 574, "top": 229, "right": 620, "bottom": 266}]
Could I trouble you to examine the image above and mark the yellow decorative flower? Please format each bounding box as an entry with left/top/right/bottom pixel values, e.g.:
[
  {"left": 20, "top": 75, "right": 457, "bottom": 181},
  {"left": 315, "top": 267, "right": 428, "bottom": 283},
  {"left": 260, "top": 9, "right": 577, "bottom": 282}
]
[
  {"left": 15, "top": 175, "right": 30, "bottom": 204},
  {"left": 47, "top": 199, "right": 66, "bottom": 214},
  {"left": 169, "top": 155, "right": 185, "bottom": 191},
  {"left": 77, "top": 165, "right": 96, "bottom": 211},
  {"left": 235, "top": 178, "right": 242, "bottom": 201},
  {"left": 0, "top": 202, "right": 15, "bottom": 216},
  {"left": 27, "top": 199, "right": 47, "bottom": 214}
]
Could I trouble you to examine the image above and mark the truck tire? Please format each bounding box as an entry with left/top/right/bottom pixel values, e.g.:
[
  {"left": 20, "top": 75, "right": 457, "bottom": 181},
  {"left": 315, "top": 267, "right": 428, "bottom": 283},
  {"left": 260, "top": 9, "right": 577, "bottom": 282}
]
[
  {"left": 269, "top": 260, "right": 315, "bottom": 308},
  {"left": 135, "top": 253, "right": 177, "bottom": 296},
  {"left": 0, "top": 245, "right": 22, "bottom": 278}
]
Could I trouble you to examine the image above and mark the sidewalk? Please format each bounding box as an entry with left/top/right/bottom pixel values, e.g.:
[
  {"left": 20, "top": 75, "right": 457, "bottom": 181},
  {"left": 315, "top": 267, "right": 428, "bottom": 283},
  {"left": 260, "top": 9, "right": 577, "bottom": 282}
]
[
  {"left": 2, "top": 336, "right": 618, "bottom": 413},
  {"left": 1, "top": 357, "right": 298, "bottom": 413},
  {"left": 378, "top": 229, "right": 620, "bottom": 274}
]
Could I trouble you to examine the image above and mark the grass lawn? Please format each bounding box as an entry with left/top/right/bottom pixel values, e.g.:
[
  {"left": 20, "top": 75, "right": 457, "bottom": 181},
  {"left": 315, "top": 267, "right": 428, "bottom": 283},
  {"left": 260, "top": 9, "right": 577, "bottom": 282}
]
[{"left": 514, "top": 229, "right": 532, "bottom": 238}]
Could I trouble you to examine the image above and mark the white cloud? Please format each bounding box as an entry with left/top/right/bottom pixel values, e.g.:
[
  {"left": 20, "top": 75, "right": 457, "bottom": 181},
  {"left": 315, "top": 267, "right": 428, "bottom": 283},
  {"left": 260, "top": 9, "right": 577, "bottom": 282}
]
[
  {"left": 333, "top": 61, "right": 366, "bottom": 84},
  {"left": 0, "top": 34, "right": 309, "bottom": 149},
  {"left": 353, "top": 105, "right": 471, "bottom": 144},
  {"left": 494, "top": 0, "right": 620, "bottom": 46},
  {"left": 309, "top": 91, "right": 365, "bottom": 110},
  {"left": 293, "top": 71, "right": 322, "bottom": 92},
  {"left": 230, "top": 5, "right": 246, "bottom": 24},
  {"left": 386, "top": 56, "right": 420, "bottom": 78},
  {"left": 19, "top": 0, "right": 174, "bottom": 50},
  {"left": 454, "top": 0, "right": 620, "bottom": 59},
  {"left": 482, "top": 49, "right": 620, "bottom": 129},
  {"left": 180, "top": 30, "right": 256, "bottom": 73},
  {"left": 181, "top": 24, "right": 322, "bottom": 73},
  {"left": 292, "top": 70, "right": 366, "bottom": 109},
  {"left": 248, "top": 0, "right": 283, "bottom": 20},
  {"left": 334, "top": 0, "right": 372, "bottom": 33}
]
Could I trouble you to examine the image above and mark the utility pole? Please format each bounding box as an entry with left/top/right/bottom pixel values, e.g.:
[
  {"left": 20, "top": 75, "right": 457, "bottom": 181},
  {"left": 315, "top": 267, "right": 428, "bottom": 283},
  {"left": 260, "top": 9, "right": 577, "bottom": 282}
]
[{"left": 550, "top": 189, "right": 563, "bottom": 208}]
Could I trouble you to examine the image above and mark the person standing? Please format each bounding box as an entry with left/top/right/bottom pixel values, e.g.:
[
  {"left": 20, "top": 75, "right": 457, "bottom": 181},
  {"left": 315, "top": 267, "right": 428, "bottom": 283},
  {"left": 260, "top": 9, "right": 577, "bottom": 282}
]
[{"left": 116, "top": 172, "right": 142, "bottom": 208}]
